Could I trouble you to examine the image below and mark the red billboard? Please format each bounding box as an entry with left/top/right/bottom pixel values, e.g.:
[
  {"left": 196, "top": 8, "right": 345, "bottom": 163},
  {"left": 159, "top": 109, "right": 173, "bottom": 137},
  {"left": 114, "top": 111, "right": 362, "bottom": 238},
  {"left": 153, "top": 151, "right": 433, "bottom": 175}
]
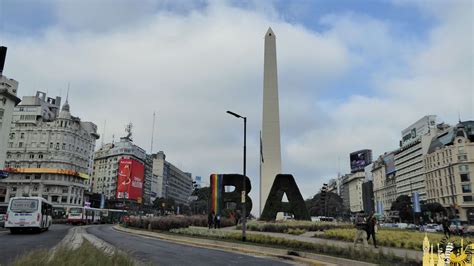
[{"left": 116, "top": 158, "right": 144, "bottom": 201}]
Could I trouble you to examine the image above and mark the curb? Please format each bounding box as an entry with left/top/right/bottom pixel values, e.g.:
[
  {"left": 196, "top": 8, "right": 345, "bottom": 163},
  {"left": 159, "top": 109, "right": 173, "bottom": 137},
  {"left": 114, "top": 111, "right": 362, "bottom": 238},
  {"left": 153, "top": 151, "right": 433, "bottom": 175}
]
[{"left": 114, "top": 226, "right": 377, "bottom": 266}]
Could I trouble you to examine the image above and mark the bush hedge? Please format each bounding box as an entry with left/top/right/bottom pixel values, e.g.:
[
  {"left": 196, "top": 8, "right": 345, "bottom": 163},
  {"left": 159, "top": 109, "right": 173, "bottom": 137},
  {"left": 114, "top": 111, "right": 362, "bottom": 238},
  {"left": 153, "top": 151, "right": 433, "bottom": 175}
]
[
  {"left": 126, "top": 215, "right": 235, "bottom": 231},
  {"left": 237, "top": 220, "right": 352, "bottom": 233}
]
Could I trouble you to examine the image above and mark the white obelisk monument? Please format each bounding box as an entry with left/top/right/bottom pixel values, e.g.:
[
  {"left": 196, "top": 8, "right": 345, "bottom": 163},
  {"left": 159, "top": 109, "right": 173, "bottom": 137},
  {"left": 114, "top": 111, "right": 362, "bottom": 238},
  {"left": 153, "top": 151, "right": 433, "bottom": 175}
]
[{"left": 260, "top": 27, "right": 282, "bottom": 215}]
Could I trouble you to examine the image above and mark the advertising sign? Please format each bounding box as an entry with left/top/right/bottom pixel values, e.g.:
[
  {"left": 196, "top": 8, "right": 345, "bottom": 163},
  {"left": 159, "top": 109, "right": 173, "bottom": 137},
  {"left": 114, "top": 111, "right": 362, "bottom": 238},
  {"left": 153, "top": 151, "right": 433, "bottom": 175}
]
[
  {"left": 350, "top": 149, "right": 372, "bottom": 173},
  {"left": 412, "top": 192, "right": 421, "bottom": 213},
  {"left": 383, "top": 153, "right": 396, "bottom": 176},
  {"left": 116, "top": 159, "right": 144, "bottom": 201}
]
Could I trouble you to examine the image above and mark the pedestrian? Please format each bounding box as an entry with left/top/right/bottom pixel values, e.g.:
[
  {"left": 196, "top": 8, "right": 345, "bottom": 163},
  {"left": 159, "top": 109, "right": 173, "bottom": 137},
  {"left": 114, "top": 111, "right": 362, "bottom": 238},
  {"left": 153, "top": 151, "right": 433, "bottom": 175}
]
[
  {"left": 353, "top": 212, "right": 368, "bottom": 248},
  {"left": 214, "top": 214, "right": 221, "bottom": 229},
  {"left": 443, "top": 217, "right": 450, "bottom": 238},
  {"left": 366, "top": 213, "right": 378, "bottom": 248},
  {"left": 208, "top": 211, "right": 214, "bottom": 229}
]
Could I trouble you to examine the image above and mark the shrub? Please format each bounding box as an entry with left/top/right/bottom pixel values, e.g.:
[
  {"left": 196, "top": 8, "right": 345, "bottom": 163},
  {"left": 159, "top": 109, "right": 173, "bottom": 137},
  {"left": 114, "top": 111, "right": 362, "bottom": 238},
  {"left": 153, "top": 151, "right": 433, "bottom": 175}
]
[
  {"left": 238, "top": 220, "right": 352, "bottom": 233},
  {"left": 127, "top": 215, "right": 190, "bottom": 231}
]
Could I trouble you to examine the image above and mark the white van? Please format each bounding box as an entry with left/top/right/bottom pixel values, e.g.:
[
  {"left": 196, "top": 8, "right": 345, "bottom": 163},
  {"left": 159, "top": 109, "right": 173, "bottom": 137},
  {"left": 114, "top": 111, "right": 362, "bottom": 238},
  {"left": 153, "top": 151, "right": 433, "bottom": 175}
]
[{"left": 5, "top": 197, "right": 53, "bottom": 233}]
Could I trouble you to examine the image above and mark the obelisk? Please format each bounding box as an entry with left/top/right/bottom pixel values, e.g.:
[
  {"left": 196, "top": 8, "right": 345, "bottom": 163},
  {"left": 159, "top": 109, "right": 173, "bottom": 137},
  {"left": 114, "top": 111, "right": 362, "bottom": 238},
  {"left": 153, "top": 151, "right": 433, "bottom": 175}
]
[{"left": 260, "top": 27, "right": 282, "bottom": 215}]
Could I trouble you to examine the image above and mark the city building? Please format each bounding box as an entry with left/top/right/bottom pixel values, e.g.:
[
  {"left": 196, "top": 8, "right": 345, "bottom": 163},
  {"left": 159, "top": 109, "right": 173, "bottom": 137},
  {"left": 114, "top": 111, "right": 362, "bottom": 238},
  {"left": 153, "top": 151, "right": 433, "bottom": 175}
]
[
  {"left": 372, "top": 152, "right": 397, "bottom": 215},
  {"left": 327, "top": 178, "right": 338, "bottom": 195},
  {"left": 394, "top": 115, "right": 439, "bottom": 201},
  {"left": 152, "top": 151, "right": 192, "bottom": 206},
  {"left": 1, "top": 91, "right": 99, "bottom": 211},
  {"left": 260, "top": 27, "right": 282, "bottom": 215},
  {"left": 92, "top": 136, "right": 146, "bottom": 202},
  {"left": 0, "top": 47, "right": 21, "bottom": 202},
  {"left": 143, "top": 154, "right": 153, "bottom": 205},
  {"left": 362, "top": 163, "right": 374, "bottom": 214},
  {"left": 424, "top": 121, "right": 474, "bottom": 223},
  {"left": 346, "top": 171, "right": 365, "bottom": 213}
]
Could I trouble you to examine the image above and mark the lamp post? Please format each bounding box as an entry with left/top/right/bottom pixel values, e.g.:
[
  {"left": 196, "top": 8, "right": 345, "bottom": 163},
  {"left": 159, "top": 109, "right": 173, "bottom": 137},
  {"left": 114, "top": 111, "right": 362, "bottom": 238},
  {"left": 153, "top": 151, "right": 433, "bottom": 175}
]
[{"left": 226, "top": 110, "right": 247, "bottom": 242}]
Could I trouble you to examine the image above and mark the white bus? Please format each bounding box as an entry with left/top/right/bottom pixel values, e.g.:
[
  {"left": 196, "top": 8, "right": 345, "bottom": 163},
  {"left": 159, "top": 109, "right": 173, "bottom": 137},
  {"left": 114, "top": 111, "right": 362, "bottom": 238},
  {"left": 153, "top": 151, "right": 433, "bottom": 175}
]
[
  {"left": 67, "top": 207, "right": 102, "bottom": 225},
  {"left": 5, "top": 197, "right": 53, "bottom": 233}
]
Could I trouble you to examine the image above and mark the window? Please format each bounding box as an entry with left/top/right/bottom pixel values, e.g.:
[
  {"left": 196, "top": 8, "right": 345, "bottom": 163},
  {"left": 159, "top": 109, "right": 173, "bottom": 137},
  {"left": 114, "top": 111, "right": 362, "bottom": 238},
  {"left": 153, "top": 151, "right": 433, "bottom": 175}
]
[
  {"left": 18, "top": 142, "right": 23, "bottom": 148},
  {"left": 62, "top": 143, "right": 66, "bottom": 150},
  {"left": 39, "top": 154, "right": 43, "bottom": 159},
  {"left": 9, "top": 133, "right": 14, "bottom": 139},
  {"left": 463, "top": 196, "right": 473, "bottom": 202},
  {"left": 462, "top": 184, "right": 471, "bottom": 193},
  {"left": 20, "top": 133, "right": 24, "bottom": 139},
  {"left": 50, "top": 142, "right": 53, "bottom": 148},
  {"left": 34, "top": 174, "right": 41, "bottom": 180},
  {"left": 458, "top": 155, "right": 467, "bottom": 161},
  {"left": 460, "top": 173, "right": 470, "bottom": 182},
  {"left": 459, "top": 165, "right": 469, "bottom": 172},
  {"left": 29, "top": 154, "right": 34, "bottom": 159}
]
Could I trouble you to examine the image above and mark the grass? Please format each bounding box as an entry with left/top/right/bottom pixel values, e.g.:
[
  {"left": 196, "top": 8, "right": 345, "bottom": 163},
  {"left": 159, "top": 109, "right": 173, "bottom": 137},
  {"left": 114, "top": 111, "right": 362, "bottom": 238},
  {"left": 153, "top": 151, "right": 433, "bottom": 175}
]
[
  {"left": 12, "top": 239, "right": 135, "bottom": 266},
  {"left": 169, "top": 227, "right": 418, "bottom": 265},
  {"left": 316, "top": 228, "right": 474, "bottom": 251}
]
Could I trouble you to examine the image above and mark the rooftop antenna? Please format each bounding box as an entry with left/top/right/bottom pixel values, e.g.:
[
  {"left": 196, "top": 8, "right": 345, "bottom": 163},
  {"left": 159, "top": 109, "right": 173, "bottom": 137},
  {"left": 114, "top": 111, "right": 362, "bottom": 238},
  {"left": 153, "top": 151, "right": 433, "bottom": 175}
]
[
  {"left": 150, "top": 112, "right": 156, "bottom": 154},
  {"left": 66, "top": 82, "right": 70, "bottom": 103},
  {"left": 101, "top": 120, "right": 107, "bottom": 147}
]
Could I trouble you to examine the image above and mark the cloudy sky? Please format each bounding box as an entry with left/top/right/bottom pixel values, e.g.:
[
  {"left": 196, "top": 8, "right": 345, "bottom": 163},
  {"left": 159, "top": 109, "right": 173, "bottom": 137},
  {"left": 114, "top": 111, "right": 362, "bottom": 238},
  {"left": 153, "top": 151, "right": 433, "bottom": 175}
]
[{"left": 1, "top": 0, "right": 472, "bottom": 215}]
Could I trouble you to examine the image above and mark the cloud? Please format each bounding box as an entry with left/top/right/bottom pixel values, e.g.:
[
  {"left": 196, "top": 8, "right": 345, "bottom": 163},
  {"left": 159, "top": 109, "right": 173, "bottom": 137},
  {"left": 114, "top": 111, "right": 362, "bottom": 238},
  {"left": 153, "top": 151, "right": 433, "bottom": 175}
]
[{"left": 2, "top": 0, "right": 472, "bottom": 215}]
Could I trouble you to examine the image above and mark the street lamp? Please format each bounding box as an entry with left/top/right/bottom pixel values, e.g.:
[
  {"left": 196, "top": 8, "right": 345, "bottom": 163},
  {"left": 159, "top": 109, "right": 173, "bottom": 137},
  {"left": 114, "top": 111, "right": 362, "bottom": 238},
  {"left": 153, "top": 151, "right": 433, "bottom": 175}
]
[{"left": 226, "top": 110, "right": 247, "bottom": 242}]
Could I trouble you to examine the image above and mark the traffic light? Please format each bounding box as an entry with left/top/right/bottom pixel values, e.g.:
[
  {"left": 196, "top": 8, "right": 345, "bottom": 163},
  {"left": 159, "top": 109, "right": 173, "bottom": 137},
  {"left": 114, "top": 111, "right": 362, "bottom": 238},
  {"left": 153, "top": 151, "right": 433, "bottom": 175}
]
[{"left": 320, "top": 183, "right": 328, "bottom": 216}]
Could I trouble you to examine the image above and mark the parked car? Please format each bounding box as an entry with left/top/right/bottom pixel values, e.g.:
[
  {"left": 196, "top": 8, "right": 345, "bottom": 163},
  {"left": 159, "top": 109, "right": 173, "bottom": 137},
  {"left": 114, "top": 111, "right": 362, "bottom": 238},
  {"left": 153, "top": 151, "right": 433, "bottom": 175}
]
[
  {"left": 424, "top": 224, "right": 439, "bottom": 233},
  {"left": 407, "top": 223, "right": 420, "bottom": 230},
  {"left": 465, "top": 225, "right": 474, "bottom": 237},
  {"left": 397, "top": 223, "right": 408, "bottom": 229},
  {"left": 449, "top": 220, "right": 465, "bottom": 235}
]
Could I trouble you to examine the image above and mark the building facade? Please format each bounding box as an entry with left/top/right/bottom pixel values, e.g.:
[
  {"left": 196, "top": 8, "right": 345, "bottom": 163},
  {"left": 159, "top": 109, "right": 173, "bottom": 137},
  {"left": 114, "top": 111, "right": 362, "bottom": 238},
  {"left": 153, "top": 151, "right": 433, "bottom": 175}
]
[
  {"left": 372, "top": 152, "right": 397, "bottom": 215},
  {"left": 92, "top": 137, "right": 146, "bottom": 202},
  {"left": 425, "top": 121, "right": 474, "bottom": 223},
  {"left": 394, "top": 115, "right": 439, "bottom": 201},
  {"left": 152, "top": 151, "right": 192, "bottom": 206},
  {"left": 347, "top": 171, "right": 365, "bottom": 213},
  {"left": 1, "top": 92, "right": 99, "bottom": 210}
]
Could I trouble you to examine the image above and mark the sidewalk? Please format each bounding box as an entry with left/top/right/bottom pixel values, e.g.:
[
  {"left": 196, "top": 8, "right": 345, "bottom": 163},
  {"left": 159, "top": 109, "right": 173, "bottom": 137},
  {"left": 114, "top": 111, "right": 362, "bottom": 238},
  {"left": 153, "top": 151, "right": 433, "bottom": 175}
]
[
  {"left": 221, "top": 226, "right": 422, "bottom": 262},
  {"left": 115, "top": 225, "right": 377, "bottom": 266}
]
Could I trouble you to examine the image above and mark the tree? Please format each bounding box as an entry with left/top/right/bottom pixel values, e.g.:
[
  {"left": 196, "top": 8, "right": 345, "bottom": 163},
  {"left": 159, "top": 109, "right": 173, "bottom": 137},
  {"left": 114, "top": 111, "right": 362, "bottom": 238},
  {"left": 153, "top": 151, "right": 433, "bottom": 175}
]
[
  {"left": 191, "top": 186, "right": 210, "bottom": 215},
  {"left": 153, "top": 197, "right": 176, "bottom": 214},
  {"left": 391, "top": 195, "right": 413, "bottom": 222},
  {"left": 305, "top": 191, "right": 343, "bottom": 218},
  {"left": 421, "top": 202, "right": 447, "bottom": 222}
]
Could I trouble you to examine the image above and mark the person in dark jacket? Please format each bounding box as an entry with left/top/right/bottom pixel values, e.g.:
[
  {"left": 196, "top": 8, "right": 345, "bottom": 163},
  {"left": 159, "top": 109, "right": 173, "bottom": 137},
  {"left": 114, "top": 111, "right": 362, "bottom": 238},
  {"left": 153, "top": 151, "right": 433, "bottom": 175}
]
[
  {"left": 208, "top": 211, "right": 214, "bottom": 229},
  {"left": 366, "top": 213, "right": 378, "bottom": 248},
  {"left": 353, "top": 212, "right": 368, "bottom": 247}
]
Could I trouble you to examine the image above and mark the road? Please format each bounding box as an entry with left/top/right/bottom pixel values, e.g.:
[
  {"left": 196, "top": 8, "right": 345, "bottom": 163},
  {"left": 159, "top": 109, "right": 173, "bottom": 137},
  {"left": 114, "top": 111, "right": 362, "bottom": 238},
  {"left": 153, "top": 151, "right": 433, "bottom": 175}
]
[
  {"left": 0, "top": 224, "right": 72, "bottom": 266},
  {"left": 87, "top": 225, "right": 291, "bottom": 266}
]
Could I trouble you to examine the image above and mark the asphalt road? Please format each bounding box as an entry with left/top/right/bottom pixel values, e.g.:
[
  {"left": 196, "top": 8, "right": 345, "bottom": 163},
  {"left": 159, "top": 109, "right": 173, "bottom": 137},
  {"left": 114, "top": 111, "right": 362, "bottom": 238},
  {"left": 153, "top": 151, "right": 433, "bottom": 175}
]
[
  {"left": 87, "top": 225, "right": 291, "bottom": 266},
  {"left": 0, "top": 224, "right": 72, "bottom": 266}
]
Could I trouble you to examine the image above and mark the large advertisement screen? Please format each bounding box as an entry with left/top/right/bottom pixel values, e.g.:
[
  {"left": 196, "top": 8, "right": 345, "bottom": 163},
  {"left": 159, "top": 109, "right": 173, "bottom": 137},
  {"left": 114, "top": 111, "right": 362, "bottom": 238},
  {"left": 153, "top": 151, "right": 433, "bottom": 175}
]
[
  {"left": 350, "top": 149, "right": 372, "bottom": 173},
  {"left": 116, "top": 159, "right": 144, "bottom": 201}
]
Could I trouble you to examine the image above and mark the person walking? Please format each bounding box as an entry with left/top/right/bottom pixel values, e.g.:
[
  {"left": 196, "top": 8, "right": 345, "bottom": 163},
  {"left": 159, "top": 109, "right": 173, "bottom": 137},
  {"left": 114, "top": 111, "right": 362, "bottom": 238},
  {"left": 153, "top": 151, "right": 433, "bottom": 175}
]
[
  {"left": 353, "top": 212, "right": 368, "bottom": 248},
  {"left": 366, "top": 213, "right": 378, "bottom": 248},
  {"left": 208, "top": 211, "right": 215, "bottom": 229},
  {"left": 443, "top": 217, "right": 451, "bottom": 238}
]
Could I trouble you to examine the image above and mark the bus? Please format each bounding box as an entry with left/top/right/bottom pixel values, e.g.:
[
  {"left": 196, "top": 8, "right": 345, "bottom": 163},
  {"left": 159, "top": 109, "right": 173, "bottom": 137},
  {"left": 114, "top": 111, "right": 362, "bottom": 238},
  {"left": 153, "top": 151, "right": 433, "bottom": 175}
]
[
  {"left": 67, "top": 207, "right": 127, "bottom": 225},
  {"left": 5, "top": 197, "right": 53, "bottom": 233}
]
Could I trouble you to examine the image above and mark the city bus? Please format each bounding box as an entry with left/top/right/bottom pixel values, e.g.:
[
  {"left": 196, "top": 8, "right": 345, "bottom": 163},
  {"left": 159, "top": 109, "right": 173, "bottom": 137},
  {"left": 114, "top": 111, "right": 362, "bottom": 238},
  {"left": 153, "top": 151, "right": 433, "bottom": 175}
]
[
  {"left": 5, "top": 197, "right": 53, "bottom": 234},
  {"left": 67, "top": 207, "right": 127, "bottom": 225}
]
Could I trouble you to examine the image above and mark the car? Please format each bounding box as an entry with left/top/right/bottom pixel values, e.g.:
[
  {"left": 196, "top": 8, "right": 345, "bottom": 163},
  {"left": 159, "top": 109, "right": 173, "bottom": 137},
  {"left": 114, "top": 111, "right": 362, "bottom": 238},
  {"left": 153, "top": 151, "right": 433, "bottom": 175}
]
[
  {"left": 449, "top": 220, "right": 465, "bottom": 235},
  {"left": 407, "top": 223, "right": 419, "bottom": 230},
  {"left": 397, "top": 223, "right": 408, "bottom": 229},
  {"left": 465, "top": 225, "right": 474, "bottom": 237},
  {"left": 424, "top": 224, "right": 438, "bottom": 233}
]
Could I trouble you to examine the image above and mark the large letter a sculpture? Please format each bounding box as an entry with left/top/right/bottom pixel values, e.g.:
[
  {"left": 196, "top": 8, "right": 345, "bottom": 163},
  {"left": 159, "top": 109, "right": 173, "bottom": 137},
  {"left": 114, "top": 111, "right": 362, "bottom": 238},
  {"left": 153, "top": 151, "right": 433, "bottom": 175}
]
[{"left": 260, "top": 174, "right": 311, "bottom": 221}]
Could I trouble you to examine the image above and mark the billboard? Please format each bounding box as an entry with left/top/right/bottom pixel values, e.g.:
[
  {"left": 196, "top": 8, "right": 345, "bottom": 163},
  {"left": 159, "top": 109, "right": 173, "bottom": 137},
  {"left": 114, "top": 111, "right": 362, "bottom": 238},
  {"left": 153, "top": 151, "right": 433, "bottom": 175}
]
[
  {"left": 350, "top": 149, "right": 372, "bottom": 173},
  {"left": 383, "top": 153, "right": 396, "bottom": 176},
  {"left": 116, "top": 159, "right": 144, "bottom": 201}
]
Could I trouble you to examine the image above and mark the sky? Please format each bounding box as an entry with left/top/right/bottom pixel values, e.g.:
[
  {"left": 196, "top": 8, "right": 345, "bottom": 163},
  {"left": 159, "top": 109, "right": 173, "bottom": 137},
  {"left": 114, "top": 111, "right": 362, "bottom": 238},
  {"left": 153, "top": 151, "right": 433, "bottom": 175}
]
[{"left": 0, "top": 0, "right": 472, "bottom": 216}]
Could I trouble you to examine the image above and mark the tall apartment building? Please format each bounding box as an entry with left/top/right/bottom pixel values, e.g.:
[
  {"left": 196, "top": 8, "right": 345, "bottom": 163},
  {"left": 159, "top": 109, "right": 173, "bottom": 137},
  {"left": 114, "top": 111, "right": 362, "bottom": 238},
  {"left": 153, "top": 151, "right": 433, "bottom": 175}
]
[
  {"left": 425, "top": 121, "right": 474, "bottom": 223},
  {"left": 394, "top": 115, "right": 438, "bottom": 201},
  {"left": 372, "top": 152, "right": 397, "bottom": 215},
  {"left": 0, "top": 47, "right": 21, "bottom": 169},
  {"left": 152, "top": 151, "right": 192, "bottom": 206},
  {"left": 92, "top": 137, "right": 146, "bottom": 202},
  {"left": 1, "top": 92, "right": 99, "bottom": 210}
]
